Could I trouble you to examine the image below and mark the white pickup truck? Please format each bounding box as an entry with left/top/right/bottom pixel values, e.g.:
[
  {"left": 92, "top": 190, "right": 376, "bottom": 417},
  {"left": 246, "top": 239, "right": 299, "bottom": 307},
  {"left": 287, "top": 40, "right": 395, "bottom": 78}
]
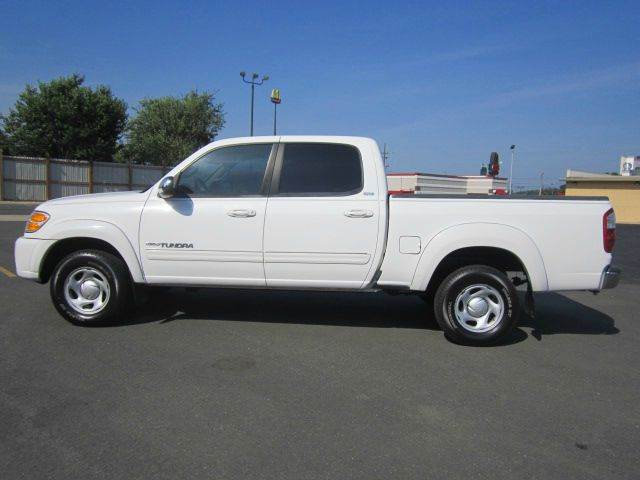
[{"left": 15, "top": 136, "right": 620, "bottom": 345}]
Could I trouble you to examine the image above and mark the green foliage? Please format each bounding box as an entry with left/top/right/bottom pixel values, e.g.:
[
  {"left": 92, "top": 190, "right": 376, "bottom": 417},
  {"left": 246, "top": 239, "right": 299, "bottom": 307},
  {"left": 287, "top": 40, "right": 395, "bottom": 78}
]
[
  {"left": 122, "top": 91, "right": 225, "bottom": 166},
  {"left": 0, "top": 129, "right": 7, "bottom": 152},
  {"left": 0, "top": 74, "right": 127, "bottom": 161}
]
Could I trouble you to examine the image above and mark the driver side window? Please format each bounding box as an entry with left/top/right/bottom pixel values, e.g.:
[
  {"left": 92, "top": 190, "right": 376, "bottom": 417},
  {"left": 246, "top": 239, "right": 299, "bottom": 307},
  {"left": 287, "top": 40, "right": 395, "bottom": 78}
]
[{"left": 177, "top": 144, "right": 273, "bottom": 197}]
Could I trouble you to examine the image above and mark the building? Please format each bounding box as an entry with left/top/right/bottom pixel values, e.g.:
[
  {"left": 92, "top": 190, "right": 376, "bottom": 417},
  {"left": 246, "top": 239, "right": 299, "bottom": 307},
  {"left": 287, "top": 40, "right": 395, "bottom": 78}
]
[
  {"left": 387, "top": 172, "right": 508, "bottom": 195},
  {"left": 466, "top": 176, "right": 508, "bottom": 194},
  {"left": 620, "top": 155, "right": 640, "bottom": 176},
  {"left": 565, "top": 169, "right": 640, "bottom": 224}
]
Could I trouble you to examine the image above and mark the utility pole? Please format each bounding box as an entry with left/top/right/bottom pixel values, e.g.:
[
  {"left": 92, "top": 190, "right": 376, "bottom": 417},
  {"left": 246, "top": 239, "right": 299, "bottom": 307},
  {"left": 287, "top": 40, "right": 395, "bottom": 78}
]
[
  {"left": 509, "top": 145, "right": 516, "bottom": 194},
  {"left": 382, "top": 143, "right": 390, "bottom": 169},
  {"left": 240, "top": 71, "right": 269, "bottom": 136},
  {"left": 539, "top": 172, "right": 544, "bottom": 196},
  {"left": 270, "top": 88, "right": 281, "bottom": 135}
]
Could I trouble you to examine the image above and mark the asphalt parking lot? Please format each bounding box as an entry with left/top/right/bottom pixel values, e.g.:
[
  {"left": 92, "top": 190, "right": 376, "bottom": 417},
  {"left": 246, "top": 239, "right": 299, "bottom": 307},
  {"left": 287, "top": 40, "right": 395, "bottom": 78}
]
[{"left": 1, "top": 203, "right": 638, "bottom": 479}]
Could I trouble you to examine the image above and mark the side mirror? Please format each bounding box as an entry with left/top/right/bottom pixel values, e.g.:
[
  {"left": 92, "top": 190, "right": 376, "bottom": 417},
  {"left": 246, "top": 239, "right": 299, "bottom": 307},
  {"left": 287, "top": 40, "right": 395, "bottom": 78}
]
[{"left": 158, "top": 176, "right": 176, "bottom": 199}]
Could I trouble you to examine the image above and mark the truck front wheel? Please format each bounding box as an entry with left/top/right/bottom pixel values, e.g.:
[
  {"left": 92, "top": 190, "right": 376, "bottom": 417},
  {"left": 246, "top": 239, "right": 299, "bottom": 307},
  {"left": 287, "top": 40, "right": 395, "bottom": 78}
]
[
  {"left": 433, "top": 265, "right": 519, "bottom": 345},
  {"left": 50, "top": 250, "right": 132, "bottom": 325}
]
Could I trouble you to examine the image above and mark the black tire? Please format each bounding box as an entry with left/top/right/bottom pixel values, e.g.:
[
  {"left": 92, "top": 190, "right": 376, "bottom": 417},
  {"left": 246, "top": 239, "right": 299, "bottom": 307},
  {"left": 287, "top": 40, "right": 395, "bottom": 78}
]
[
  {"left": 50, "top": 250, "right": 132, "bottom": 325},
  {"left": 433, "top": 265, "right": 519, "bottom": 346}
]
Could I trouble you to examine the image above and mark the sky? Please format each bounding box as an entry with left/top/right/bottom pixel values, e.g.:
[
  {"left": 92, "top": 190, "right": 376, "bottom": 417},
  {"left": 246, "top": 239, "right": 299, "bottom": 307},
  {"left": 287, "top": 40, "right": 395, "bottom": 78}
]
[{"left": 1, "top": 0, "right": 638, "bottom": 189}]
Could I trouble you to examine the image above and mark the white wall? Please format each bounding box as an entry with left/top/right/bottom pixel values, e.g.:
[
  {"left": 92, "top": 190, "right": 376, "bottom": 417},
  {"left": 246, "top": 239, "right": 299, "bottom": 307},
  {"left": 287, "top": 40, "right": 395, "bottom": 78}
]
[{"left": 387, "top": 174, "right": 506, "bottom": 195}]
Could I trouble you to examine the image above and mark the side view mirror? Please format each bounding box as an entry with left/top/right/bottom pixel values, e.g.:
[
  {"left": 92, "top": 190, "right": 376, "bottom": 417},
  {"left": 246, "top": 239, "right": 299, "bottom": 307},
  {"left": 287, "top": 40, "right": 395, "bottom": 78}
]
[{"left": 158, "top": 176, "right": 176, "bottom": 199}]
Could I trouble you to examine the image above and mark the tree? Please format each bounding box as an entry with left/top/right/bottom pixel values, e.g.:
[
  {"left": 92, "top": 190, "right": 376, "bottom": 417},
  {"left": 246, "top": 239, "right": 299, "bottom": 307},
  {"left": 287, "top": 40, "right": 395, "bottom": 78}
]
[
  {"left": 0, "top": 130, "right": 7, "bottom": 152},
  {"left": 0, "top": 74, "right": 127, "bottom": 161},
  {"left": 122, "top": 91, "right": 225, "bottom": 166}
]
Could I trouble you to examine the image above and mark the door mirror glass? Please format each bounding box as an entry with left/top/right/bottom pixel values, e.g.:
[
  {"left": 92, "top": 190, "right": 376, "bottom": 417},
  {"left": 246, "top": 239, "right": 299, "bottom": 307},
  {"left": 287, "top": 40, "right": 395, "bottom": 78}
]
[{"left": 157, "top": 176, "right": 175, "bottom": 199}]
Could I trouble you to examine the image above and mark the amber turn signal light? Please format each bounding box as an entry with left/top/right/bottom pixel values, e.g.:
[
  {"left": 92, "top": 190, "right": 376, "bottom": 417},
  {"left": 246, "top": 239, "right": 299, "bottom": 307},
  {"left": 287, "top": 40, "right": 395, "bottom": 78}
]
[{"left": 25, "top": 211, "right": 50, "bottom": 233}]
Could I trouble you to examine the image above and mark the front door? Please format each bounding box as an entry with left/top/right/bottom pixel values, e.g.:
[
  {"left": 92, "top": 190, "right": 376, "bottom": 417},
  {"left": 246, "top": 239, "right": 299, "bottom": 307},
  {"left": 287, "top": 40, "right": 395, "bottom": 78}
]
[
  {"left": 263, "top": 142, "right": 380, "bottom": 289},
  {"left": 140, "top": 143, "right": 275, "bottom": 286}
]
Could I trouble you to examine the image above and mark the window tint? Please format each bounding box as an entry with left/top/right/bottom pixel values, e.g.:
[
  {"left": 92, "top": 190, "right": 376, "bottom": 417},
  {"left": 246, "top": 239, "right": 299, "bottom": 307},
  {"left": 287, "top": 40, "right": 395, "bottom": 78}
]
[
  {"left": 177, "top": 144, "right": 272, "bottom": 197},
  {"left": 277, "top": 143, "right": 362, "bottom": 195}
]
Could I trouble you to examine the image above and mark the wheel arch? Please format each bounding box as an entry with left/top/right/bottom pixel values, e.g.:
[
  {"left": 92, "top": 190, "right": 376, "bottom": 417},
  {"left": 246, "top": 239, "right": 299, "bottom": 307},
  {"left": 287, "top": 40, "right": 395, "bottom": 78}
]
[
  {"left": 38, "top": 220, "right": 144, "bottom": 283},
  {"left": 411, "top": 223, "right": 549, "bottom": 293}
]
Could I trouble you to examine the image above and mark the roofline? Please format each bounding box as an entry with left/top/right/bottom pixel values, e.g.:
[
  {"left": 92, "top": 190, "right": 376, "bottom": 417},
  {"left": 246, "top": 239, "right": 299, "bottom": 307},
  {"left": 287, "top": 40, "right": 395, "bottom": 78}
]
[
  {"left": 566, "top": 176, "right": 640, "bottom": 182},
  {"left": 211, "top": 135, "right": 376, "bottom": 144},
  {"left": 387, "top": 172, "right": 465, "bottom": 178},
  {"left": 387, "top": 172, "right": 507, "bottom": 180}
]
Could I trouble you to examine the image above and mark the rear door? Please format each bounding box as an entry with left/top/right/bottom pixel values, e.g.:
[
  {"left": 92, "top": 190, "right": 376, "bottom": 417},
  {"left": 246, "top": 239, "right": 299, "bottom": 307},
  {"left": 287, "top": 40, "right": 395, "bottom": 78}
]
[{"left": 263, "top": 142, "right": 379, "bottom": 289}]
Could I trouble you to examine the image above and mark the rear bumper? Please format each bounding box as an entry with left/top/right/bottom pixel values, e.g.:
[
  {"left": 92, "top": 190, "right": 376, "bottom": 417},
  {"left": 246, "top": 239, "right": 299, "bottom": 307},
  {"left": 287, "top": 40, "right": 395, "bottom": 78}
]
[
  {"left": 14, "top": 236, "right": 56, "bottom": 281},
  {"left": 600, "top": 265, "right": 621, "bottom": 290}
]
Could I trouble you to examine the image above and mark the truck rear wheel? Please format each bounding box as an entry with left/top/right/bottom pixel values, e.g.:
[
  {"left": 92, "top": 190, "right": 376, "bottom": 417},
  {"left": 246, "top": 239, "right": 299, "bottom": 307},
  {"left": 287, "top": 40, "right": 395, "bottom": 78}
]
[
  {"left": 50, "top": 250, "right": 132, "bottom": 325},
  {"left": 433, "top": 265, "right": 519, "bottom": 345}
]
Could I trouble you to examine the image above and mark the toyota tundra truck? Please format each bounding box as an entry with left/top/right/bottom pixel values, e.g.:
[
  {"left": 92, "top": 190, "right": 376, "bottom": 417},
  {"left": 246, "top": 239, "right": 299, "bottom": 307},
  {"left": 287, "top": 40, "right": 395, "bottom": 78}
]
[{"left": 14, "top": 136, "right": 620, "bottom": 345}]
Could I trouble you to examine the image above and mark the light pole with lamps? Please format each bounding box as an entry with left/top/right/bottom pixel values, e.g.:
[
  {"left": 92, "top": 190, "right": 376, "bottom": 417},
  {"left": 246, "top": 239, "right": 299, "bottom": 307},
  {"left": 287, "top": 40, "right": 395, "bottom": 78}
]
[
  {"left": 240, "top": 71, "right": 269, "bottom": 136},
  {"left": 509, "top": 145, "right": 516, "bottom": 194}
]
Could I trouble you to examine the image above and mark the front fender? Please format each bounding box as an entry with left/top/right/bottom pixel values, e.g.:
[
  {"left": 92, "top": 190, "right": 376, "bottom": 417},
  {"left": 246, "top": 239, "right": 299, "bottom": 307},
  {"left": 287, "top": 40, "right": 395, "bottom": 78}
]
[
  {"left": 410, "top": 222, "right": 549, "bottom": 292},
  {"left": 40, "top": 219, "right": 145, "bottom": 283}
]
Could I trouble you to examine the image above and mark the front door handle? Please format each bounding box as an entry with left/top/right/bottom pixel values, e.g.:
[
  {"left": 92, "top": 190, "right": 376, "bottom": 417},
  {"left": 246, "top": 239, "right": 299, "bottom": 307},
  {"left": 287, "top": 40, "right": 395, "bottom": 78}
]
[
  {"left": 344, "top": 209, "right": 374, "bottom": 218},
  {"left": 227, "top": 209, "right": 257, "bottom": 218}
]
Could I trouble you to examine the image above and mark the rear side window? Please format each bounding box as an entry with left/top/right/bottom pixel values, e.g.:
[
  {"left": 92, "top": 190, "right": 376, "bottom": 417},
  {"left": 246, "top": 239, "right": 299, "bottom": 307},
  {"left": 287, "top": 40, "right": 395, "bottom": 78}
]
[
  {"left": 177, "top": 144, "right": 272, "bottom": 197},
  {"left": 277, "top": 143, "right": 362, "bottom": 196}
]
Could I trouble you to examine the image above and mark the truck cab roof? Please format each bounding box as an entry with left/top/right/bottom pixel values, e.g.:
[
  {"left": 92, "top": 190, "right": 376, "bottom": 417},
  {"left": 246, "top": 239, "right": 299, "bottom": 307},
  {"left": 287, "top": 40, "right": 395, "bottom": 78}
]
[{"left": 207, "top": 135, "right": 377, "bottom": 147}]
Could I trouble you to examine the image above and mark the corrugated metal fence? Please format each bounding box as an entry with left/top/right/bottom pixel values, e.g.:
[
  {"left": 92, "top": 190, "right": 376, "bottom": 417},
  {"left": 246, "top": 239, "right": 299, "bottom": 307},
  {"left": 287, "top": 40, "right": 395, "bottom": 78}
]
[{"left": 0, "top": 151, "right": 168, "bottom": 201}]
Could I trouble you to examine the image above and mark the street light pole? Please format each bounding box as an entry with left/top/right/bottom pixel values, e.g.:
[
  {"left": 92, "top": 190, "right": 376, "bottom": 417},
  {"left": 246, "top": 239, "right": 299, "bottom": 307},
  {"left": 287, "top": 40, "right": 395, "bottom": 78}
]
[
  {"left": 509, "top": 145, "right": 516, "bottom": 194},
  {"left": 250, "top": 82, "right": 255, "bottom": 136},
  {"left": 240, "top": 71, "right": 269, "bottom": 136},
  {"left": 382, "top": 143, "right": 390, "bottom": 169}
]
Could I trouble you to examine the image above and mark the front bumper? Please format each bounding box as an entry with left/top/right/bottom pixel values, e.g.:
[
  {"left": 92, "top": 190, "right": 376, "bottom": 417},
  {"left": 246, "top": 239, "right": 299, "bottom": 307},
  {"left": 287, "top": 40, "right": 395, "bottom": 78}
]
[
  {"left": 14, "top": 236, "right": 56, "bottom": 281},
  {"left": 600, "top": 265, "right": 621, "bottom": 290}
]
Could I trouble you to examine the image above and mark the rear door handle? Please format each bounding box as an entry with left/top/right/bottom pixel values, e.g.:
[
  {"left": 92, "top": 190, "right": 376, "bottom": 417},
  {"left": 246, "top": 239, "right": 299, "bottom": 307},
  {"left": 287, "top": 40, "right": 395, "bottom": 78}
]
[
  {"left": 344, "top": 209, "right": 374, "bottom": 218},
  {"left": 227, "top": 209, "right": 257, "bottom": 218}
]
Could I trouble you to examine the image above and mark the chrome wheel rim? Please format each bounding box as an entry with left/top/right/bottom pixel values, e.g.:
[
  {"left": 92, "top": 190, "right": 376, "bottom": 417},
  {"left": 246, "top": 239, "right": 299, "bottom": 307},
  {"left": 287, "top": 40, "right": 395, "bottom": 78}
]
[
  {"left": 454, "top": 284, "right": 504, "bottom": 333},
  {"left": 63, "top": 267, "right": 111, "bottom": 315}
]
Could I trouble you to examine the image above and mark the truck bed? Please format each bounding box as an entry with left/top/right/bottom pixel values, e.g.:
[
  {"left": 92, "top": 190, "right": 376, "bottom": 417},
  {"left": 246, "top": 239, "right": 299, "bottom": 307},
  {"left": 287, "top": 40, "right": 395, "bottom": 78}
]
[{"left": 377, "top": 194, "right": 612, "bottom": 292}]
